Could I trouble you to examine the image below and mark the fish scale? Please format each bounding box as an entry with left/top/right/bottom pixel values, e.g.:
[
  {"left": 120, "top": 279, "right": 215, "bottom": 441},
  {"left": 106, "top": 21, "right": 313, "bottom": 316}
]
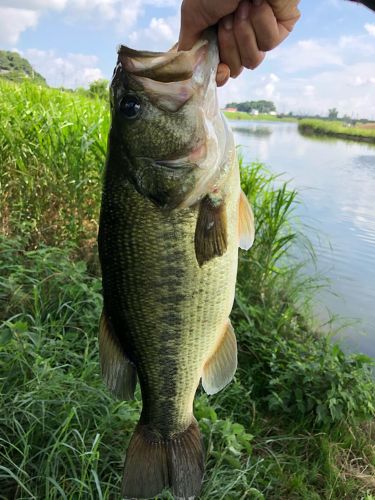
[{"left": 99, "top": 173, "right": 239, "bottom": 435}]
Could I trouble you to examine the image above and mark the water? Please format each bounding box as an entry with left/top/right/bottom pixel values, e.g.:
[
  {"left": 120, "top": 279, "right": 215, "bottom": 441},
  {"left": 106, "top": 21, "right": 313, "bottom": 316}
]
[{"left": 231, "top": 120, "right": 375, "bottom": 357}]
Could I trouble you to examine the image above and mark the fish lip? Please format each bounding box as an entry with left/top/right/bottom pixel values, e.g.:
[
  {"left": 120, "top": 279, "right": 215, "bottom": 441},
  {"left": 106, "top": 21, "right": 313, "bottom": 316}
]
[{"left": 136, "top": 156, "right": 194, "bottom": 171}]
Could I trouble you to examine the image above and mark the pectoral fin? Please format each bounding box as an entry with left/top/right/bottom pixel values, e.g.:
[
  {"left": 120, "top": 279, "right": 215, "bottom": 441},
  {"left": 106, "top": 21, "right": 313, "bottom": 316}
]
[
  {"left": 238, "top": 190, "right": 255, "bottom": 250},
  {"left": 99, "top": 310, "right": 137, "bottom": 400},
  {"left": 202, "top": 321, "right": 237, "bottom": 395},
  {"left": 195, "top": 195, "right": 227, "bottom": 267}
]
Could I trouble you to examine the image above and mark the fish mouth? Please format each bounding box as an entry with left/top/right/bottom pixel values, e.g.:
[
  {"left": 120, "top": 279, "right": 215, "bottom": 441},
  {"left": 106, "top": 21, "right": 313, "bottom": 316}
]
[
  {"left": 117, "top": 40, "right": 208, "bottom": 84},
  {"left": 137, "top": 156, "right": 195, "bottom": 172},
  {"left": 137, "top": 139, "right": 206, "bottom": 171}
]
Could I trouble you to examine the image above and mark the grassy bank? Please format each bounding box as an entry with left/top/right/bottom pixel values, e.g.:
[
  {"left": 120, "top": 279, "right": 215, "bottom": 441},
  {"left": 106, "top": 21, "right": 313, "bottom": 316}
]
[
  {"left": 298, "top": 119, "right": 375, "bottom": 144},
  {"left": 1, "top": 79, "right": 375, "bottom": 499},
  {"left": 223, "top": 110, "right": 296, "bottom": 122}
]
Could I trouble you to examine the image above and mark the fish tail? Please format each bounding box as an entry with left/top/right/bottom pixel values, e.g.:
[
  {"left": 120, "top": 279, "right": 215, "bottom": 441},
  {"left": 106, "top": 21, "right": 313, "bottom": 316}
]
[{"left": 122, "top": 418, "right": 204, "bottom": 499}]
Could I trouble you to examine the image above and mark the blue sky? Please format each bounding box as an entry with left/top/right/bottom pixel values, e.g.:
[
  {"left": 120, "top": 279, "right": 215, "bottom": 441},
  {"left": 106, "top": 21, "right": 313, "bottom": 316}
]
[{"left": 1, "top": 0, "right": 374, "bottom": 118}]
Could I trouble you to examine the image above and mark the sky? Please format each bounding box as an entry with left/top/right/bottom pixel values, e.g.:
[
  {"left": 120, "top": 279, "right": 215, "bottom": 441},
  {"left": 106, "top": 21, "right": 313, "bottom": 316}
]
[{"left": 0, "top": 0, "right": 375, "bottom": 118}]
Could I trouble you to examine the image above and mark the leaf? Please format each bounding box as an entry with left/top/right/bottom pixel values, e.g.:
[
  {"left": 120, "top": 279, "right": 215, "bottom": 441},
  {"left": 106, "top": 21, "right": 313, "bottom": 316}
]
[
  {"left": 12, "top": 321, "right": 28, "bottom": 333},
  {"left": 0, "top": 328, "right": 13, "bottom": 346}
]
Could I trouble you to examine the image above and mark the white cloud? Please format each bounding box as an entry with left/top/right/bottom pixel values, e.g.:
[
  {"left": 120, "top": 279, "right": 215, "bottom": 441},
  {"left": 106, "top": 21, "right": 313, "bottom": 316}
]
[
  {"left": 0, "top": 0, "right": 67, "bottom": 8},
  {"left": 365, "top": 23, "right": 375, "bottom": 37},
  {"left": 127, "top": 14, "right": 179, "bottom": 49},
  {"left": 304, "top": 85, "right": 315, "bottom": 97},
  {"left": 351, "top": 74, "right": 375, "bottom": 87},
  {"left": 270, "top": 39, "right": 344, "bottom": 72},
  {"left": 148, "top": 17, "right": 175, "bottom": 42},
  {"left": 0, "top": 7, "right": 39, "bottom": 44},
  {"left": 269, "top": 73, "right": 279, "bottom": 83},
  {"left": 0, "top": 0, "right": 180, "bottom": 44},
  {"left": 264, "top": 83, "right": 276, "bottom": 98},
  {"left": 25, "top": 49, "right": 103, "bottom": 88},
  {"left": 117, "top": 0, "right": 144, "bottom": 31}
]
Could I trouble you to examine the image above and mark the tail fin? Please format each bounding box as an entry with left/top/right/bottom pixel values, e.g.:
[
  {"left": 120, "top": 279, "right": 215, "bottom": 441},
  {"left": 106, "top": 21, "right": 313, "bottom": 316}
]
[{"left": 122, "top": 419, "right": 204, "bottom": 499}]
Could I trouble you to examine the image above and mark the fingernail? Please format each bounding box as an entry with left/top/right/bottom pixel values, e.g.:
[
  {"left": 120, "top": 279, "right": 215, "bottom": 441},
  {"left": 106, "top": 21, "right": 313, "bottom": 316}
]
[
  {"left": 224, "top": 15, "right": 233, "bottom": 30},
  {"left": 239, "top": 1, "right": 250, "bottom": 20},
  {"left": 216, "top": 64, "right": 230, "bottom": 86},
  {"left": 252, "top": 0, "right": 263, "bottom": 6}
]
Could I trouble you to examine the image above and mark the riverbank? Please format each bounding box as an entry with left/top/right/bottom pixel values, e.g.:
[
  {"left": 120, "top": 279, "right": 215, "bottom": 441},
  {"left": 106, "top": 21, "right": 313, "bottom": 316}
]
[
  {"left": 224, "top": 110, "right": 296, "bottom": 122},
  {"left": 299, "top": 118, "right": 375, "bottom": 144},
  {"left": 1, "top": 79, "right": 374, "bottom": 499}
]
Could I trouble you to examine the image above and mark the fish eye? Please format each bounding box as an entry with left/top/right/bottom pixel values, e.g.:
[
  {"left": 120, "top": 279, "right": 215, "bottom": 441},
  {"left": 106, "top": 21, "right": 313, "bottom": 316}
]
[{"left": 119, "top": 95, "right": 141, "bottom": 119}]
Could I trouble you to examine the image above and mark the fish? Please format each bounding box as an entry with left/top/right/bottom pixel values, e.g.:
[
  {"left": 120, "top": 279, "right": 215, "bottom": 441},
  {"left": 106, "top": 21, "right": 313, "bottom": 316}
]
[{"left": 98, "top": 30, "right": 255, "bottom": 499}]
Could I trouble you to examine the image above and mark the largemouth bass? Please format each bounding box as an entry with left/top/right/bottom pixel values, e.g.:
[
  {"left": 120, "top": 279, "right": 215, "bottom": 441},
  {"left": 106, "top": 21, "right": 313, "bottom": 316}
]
[{"left": 98, "top": 31, "right": 255, "bottom": 499}]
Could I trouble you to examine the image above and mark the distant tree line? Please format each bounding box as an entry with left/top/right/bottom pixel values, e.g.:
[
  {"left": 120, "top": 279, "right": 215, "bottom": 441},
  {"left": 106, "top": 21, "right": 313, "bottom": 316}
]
[{"left": 225, "top": 100, "right": 276, "bottom": 114}]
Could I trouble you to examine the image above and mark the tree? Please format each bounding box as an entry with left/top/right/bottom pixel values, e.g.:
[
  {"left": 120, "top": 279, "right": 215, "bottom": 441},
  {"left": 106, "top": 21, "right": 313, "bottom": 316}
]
[
  {"left": 328, "top": 108, "right": 339, "bottom": 120},
  {"left": 89, "top": 79, "right": 109, "bottom": 100},
  {"left": 225, "top": 100, "right": 276, "bottom": 114}
]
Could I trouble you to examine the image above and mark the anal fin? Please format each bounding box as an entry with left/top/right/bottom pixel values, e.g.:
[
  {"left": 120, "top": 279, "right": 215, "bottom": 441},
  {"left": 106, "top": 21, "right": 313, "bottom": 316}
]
[
  {"left": 99, "top": 309, "right": 137, "bottom": 400},
  {"left": 239, "top": 189, "right": 255, "bottom": 250},
  {"left": 202, "top": 320, "right": 237, "bottom": 395},
  {"left": 195, "top": 194, "right": 227, "bottom": 267}
]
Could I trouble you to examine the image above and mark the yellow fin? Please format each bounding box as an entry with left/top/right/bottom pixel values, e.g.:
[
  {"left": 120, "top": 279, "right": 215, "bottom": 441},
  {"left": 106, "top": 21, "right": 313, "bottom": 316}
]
[
  {"left": 195, "top": 195, "right": 227, "bottom": 267},
  {"left": 238, "top": 190, "right": 255, "bottom": 250},
  {"left": 99, "top": 310, "right": 137, "bottom": 400},
  {"left": 202, "top": 321, "right": 237, "bottom": 395}
]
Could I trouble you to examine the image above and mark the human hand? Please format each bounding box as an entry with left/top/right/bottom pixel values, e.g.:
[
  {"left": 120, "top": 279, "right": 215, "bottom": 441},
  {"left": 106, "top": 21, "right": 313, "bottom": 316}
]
[{"left": 178, "top": 0, "right": 301, "bottom": 86}]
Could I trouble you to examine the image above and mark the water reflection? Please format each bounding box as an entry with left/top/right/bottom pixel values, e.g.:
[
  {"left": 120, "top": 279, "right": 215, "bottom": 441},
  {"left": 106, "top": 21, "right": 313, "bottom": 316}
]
[
  {"left": 232, "top": 125, "right": 272, "bottom": 137},
  {"left": 231, "top": 120, "right": 375, "bottom": 357},
  {"left": 354, "top": 155, "right": 375, "bottom": 170}
]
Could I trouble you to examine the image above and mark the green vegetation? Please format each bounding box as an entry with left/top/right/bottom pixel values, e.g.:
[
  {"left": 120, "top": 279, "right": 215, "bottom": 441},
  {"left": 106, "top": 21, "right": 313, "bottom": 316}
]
[
  {"left": 0, "top": 51, "right": 46, "bottom": 86},
  {"left": 87, "top": 79, "right": 109, "bottom": 100},
  {"left": 1, "top": 79, "right": 375, "bottom": 499},
  {"left": 0, "top": 78, "right": 109, "bottom": 257},
  {"left": 226, "top": 100, "right": 276, "bottom": 114},
  {"left": 223, "top": 110, "right": 296, "bottom": 122},
  {"left": 328, "top": 108, "right": 339, "bottom": 120},
  {"left": 73, "top": 79, "right": 110, "bottom": 101},
  {"left": 299, "top": 118, "right": 375, "bottom": 144}
]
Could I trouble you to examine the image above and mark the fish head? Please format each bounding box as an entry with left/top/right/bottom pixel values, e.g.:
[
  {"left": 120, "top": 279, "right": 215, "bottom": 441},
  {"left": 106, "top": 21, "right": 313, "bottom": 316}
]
[{"left": 109, "top": 31, "right": 234, "bottom": 209}]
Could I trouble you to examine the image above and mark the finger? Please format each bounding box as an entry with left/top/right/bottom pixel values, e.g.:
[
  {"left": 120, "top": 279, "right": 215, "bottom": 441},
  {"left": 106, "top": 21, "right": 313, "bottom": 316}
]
[
  {"left": 218, "top": 15, "right": 243, "bottom": 78},
  {"left": 265, "top": 0, "right": 301, "bottom": 31},
  {"left": 178, "top": 0, "right": 203, "bottom": 51},
  {"left": 233, "top": 1, "right": 265, "bottom": 70},
  {"left": 178, "top": 0, "right": 242, "bottom": 51},
  {"left": 216, "top": 63, "right": 230, "bottom": 86},
  {"left": 249, "top": 0, "right": 287, "bottom": 51}
]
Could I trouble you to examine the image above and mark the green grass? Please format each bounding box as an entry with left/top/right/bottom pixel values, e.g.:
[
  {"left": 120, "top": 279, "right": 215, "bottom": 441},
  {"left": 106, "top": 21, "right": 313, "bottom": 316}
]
[
  {"left": 223, "top": 111, "right": 296, "bottom": 122},
  {"left": 0, "top": 78, "right": 109, "bottom": 255},
  {"left": 298, "top": 119, "right": 375, "bottom": 143},
  {"left": 1, "top": 79, "right": 375, "bottom": 499}
]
